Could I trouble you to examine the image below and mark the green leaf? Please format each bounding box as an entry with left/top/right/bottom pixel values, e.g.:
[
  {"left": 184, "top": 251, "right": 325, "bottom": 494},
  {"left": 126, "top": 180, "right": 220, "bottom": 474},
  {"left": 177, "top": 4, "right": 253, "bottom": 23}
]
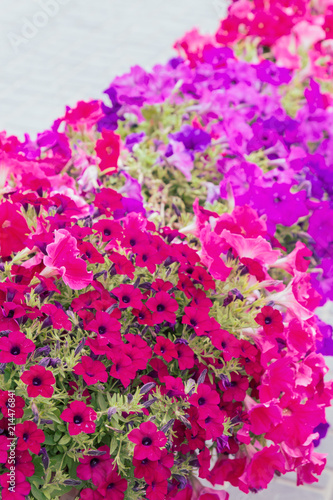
[
  {"left": 97, "top": 392, "right": 107, "bottom": 411},
  {"left": 30, "top": 485, "right": 48, "bottom": 500},
  {"left": 58, "top": 435, "right": 71, "bottom": 446}
]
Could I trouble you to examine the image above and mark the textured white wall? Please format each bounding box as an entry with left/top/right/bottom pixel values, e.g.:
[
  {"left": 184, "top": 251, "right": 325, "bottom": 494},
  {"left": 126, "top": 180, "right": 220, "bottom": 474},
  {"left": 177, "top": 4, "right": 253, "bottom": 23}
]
[{"left": 0, "top": 0, "right": 227, "bottom": 138}]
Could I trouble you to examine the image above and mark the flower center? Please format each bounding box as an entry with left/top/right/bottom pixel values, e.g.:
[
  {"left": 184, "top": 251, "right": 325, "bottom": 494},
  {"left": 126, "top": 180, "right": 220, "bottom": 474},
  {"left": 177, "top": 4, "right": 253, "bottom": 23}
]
[
  {"left": 198, "top": 397, "right": 206, "bottom": 406},
  {"left": 160, "top": 346, "right": 165, "bottom": 353},
  {"left": 129, "top": 238, "right": 136, "bottom": 246},
  {"left": 33, "top": 377, "right": 42, "bottom": 386},
  {"left": 265, "top": 317, "right": 272, "bottom": 325},
  {"left": 104, "top": 229, "right": 111, "bottom": 236},
  {"left": 156, "top": 304, "right": 165, "bottom": 312},
  {"left": 142, "top": 437, "right": 152, "bottom": 446},
  {"left": 107, "top": 483, "right": 115, "bottom": 490},
  {"left": 10, "top": 346, "right": 20, "bottom": 355},
  {"left": 90, "top": 458, "right": 99, "bottom": 468},
  {"left": 98, "top": 326, "right": 106, "bottom": 334},
  {"left": 23, "top": 433, "right": 29, "bottom": 442},
  {"left": 122, "top": 296, "right": 130, "bottom": 304},
  {"left": 73, "top": 415, "right": 83, "bottom": 424}
]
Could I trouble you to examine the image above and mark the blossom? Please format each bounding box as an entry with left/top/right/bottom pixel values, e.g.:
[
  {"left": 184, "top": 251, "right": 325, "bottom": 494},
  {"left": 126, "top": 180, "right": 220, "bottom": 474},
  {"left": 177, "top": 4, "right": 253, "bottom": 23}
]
[
  {"left": 15, "top": 421, "right": 45, "bottom": 454},
  {"left": 0, "top": 471, "right": 31, "bottom": 500},
  {"left": 128, "top": 421, "right": 167, "bottom": 461},
  {"left": 43, "top": 229, "right": 93, "bottom": 290},
  {"left": 0, "top": 391, "right": 25, "bottom": 418},
  {"left": 97, "top": 466, "right": 128, "bottom": 500},
  {"left": 95, "top": 129, "right": 121, "bottom": 174},
  {"left": 73, "top": 356, "right": 108, "bottom": 385},
  {"left": 0, "top": 331, "right": 35, "bottom": 365},
  {"left": 255, "top": 306, "right": 284, "bottom": 336},
  {"left": 154, "top": 336, "right": 177, "bottom": 362},
  {"left": 146, "top": 291, "right": 179, "bottom": 324},
  {"left": 20, "top": 365, "right": 56, "bottom": 398},
  {"left": 61, "top": 401, "right": 97, "bottom": 435},
  {"left": 111, "top": 284, "right": 145, "bottom": 309},
  {"left": 76, "top": 445, "right": 111, "bottom": 486},
  {"left": 0, "top": 201, "right": 30, "bottom": 258}
]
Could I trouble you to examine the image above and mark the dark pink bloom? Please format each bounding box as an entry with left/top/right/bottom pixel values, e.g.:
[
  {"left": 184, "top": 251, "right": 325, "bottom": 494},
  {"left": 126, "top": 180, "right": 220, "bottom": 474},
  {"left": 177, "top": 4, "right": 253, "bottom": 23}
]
[
  {"left": 175, "top": 343, "right": 195, "bottom": 370},
  {"left": 128, "top": 421, "right": 167, "bottom": 461},
  {"left": 76, "top": 445, "right": 111, "bottom": 486},
  {"left": 0, "top": 331, "right": 35, "bottom": 365},
  {"left": 112, "top": 284, "right": 144, "bottom": 309},
  {"left": 146, "top": 291, "right": 179, "bottom": 324},
  {"left": 0, "top": 201, "right": 30, "bottom": 258},
  {"left": 97, "top": 466, "right": 127, "bottom": 499},
  {"left": 0, "top": 470, "right": 31, "bottom": 500},
  {"left": 255, "top": 306, "right": 284, "bottom": 336},
  {"left": 0, "top": 391, "right": 25, "bottom": 418},
  {"left": 189, "top": 384, "right": 220, "bottom": 416},
  {"left": 61, "top": 401, "right": 97, "bottom": 435},
  {"left": 15, "top": 421, "right": 45, "bottom": 454},
  {"left": 20, "top": 365, "right": 55, "bottom": 398},
  {"left": 154, "top": 336, "right": 177, "bottom": 362},
  {"left": 95, "top": 129, "right": 121, "bottom": 174},
  {"left": 246, "top": 446, "right": 285, "bottom": 490},
  {"left": 73, "top": 356, "right": 108, "bottom": 385}
]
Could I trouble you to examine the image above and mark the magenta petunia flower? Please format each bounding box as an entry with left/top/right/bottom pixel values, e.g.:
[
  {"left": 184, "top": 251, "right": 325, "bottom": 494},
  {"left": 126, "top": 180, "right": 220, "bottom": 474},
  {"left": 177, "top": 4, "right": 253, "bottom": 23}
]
[
  {"left": 128, "top": 421, "right": 167, "bottom": 461},
  {"left": 97, "top": 466, "right": 128, "bottom": 500},
  {"left": 20, "top": 365, "right": 56, "bottom": 398},
  {"left": 15, "top": 421, "right": 45, "bottom": 454},
  {"left": 255, "top": 306, "right": 284, "bottom": 336},
  {"left": 61, "top": 401, "right": 97, "bottom": 436},
  {"left": 0, "top": 471, "right": 31, "bottom": 500},
  {"left": 43, "top": 229, "right": 93, "bottom": 290},
  {"left": 76, "top": 445, "right": 111, "bottom": 486},
  {"left": 0, "top": 201, "right": 30, "bottom": 258},
  {"left": 0, "top": 331, "right": 35, "bottom": 365},
  {"left": 146, "top": 291, "right": 179, "bottom": 324},
  {"left": 73, "top": 356, "right": 108, "bottom": 385},
  {"left": 111, "top": 284, "right": 144, "bottom": 309},
  {"left": 0, "top": 390, "right": 25, "bottom": 418}
]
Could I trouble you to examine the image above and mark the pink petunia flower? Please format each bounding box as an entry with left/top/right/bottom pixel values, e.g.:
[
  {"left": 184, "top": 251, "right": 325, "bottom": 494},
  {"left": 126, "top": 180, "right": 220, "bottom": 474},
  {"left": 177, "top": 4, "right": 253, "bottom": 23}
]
[
  {"left": 42, "top": 229, "right": 93, "bottom": 290},
  {"left": 61, "top": 401, "right": 97, "bottom": 436}
]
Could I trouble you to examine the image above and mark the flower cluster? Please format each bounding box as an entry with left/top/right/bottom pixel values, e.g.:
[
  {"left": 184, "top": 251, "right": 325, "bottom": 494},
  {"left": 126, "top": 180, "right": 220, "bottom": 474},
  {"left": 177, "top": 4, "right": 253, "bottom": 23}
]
[{"left": 0, "top": 0, "right": 332, "bottom": 499}]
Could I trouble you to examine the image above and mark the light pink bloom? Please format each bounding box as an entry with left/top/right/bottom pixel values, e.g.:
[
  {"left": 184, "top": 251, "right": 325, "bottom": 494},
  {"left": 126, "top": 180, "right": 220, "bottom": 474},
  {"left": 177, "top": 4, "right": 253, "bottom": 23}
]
[{"left": 43, "top": 229, "right": 93, "bottom": 290}]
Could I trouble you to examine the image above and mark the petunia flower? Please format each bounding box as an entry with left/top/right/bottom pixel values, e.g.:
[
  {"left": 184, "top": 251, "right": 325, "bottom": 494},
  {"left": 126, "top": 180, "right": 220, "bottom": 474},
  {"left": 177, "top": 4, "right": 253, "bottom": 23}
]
[
  {"left": 61, "top": 401, "right": 97, "bottom": 436},
  {"left": 15, "top": 421, "right": 45, "bottom": 454},
  {"left": 21, "top": 365, "right": 56, "bottom": 398},
  {"left": 43, "top": 229, "right": 93, "bottom": 290},
  {"left": 111, "top": 284, "right": 144, "bottom": 309},
  {"left": 95, "top": 129, "right": 121, "bottom": 174},
  {"left": 96, "top": 466, "right": 127, "bottom": 500},
  {"left": 0, "top": 201, "right": 30, "bottom": 258},
  {"left": 0, "top": 471, "right": 31, "bottom": 500},
  {"left": 255, "top": 306, "right": 284, "bottom": 336},
  {"left": 0, "top": 391, "right": 25, "bottom": 418},
  {"left": 128, "top": 421, "right": 167, "bottom": 461},
  {"left": 73, "top": 356, "right": 108, "bottom": 385},
  {"left": 146, "top": 291, "right": 179, "bottom": 324},
  {"left": 76, "top": 445, "right": 111, "bottom": 486},
  {"left": 0, "top": 331, "right": 35, "bottom": 365}
]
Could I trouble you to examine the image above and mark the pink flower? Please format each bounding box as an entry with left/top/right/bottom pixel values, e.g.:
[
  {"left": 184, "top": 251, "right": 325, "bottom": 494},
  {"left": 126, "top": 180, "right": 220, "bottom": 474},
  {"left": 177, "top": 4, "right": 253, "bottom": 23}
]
[
  {"left": 61, "top": 401, "right": 97, "bottom": 435},
  {"left": 15, "top": 421, "right": 45, "bottom": 454},
  {"left": 0, "top": 201, "right": 30, "bottom": 258},
  {"left": 20, "top": 365, "right": 55, "bottom": 398},
  {"left": 146, "top": 291, "right": 179, "bottom": 324},
  {"left": 0, "top": 331, "right": 35, "bottom": 365},
  {"left": 43, "top": 229, "right": 93, "bottom": 290},
  {"left": 73, "top": 356, "right": 108, "bottom": 385},
  {"left": 128, "top": 421, "right": 167, "bottom": 461}
]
